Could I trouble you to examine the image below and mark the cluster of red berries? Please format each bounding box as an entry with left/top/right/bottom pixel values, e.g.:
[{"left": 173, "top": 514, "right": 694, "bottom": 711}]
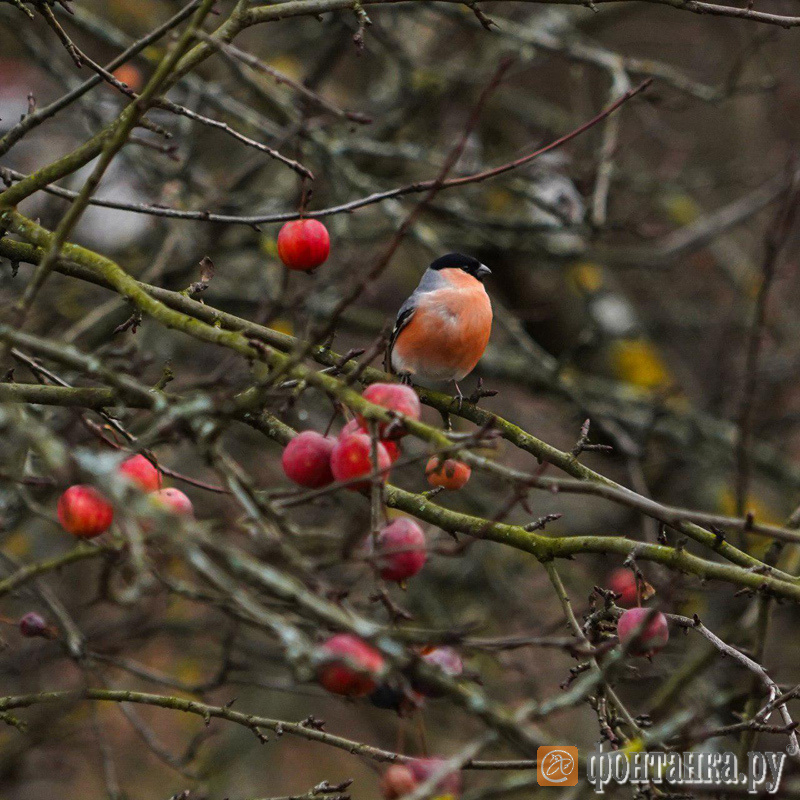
[
  {"left": 606, "top": 569, "right": 669, "bottom": 657},
  {"left": 282, "top": 382, "right": 472, "bottom": 493},
  {"left": 281, "top": 383, "right": 473, "bottom": 582},
  {"left": 57, "top": 455, "right": 194, "bottom": 539},
  {"left": 281, "top": 383, "right": 420, "bottom": 491},
  {"left": 315, "top": 633, "right": 465, "bottom": 797},
  {"left": 281, "top": 382, "right": 421, "bottom": 492},
  {"left": 317, "top": 634, "right": 463, "bottom": 702}
]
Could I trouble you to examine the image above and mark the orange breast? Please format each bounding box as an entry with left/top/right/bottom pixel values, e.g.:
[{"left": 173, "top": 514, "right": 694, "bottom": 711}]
[{"left": 392, "top": 284, "right": 492, "bottom": 382}]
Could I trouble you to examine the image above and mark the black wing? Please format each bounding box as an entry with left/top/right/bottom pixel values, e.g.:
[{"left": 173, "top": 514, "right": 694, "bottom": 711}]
[{"left": 384, "top": 304, "right": 416, "bottom": 373}]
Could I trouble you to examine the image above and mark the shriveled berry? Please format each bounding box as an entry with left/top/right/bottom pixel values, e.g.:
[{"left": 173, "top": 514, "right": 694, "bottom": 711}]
[
  {"left": 425, "top": 457, "right": 471, "bottom": 490},
  {"left": 119, "top": 454, "right": 162, "bottom": 493},
  {"left": 282, "top": 431, "right": 336, "bottom": 488},
  {"left": 318, "top": 633, "right": 384, "bottom": 697},
  {"left": 330, "top": 433, "right": 391, "bottom": 491},
  {"left": 374, "top": 518, "right": 427, "bottom": 583},
  {"left": 359, "top": 383, "right": 421, "bottom": 439},
  {"left": 617, "top": 607, "right": 669, "bottom": 656},
  {"left": 57, "top": 485, "right": 114, "bottom": 538},
  {"left": 19, "top": 612, "right": 55, "bottom": 639}
]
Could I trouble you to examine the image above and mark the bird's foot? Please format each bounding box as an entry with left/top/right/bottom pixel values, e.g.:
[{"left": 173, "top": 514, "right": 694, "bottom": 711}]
[{"left": 450, "top": 381, "right": 464, "bottom": 414}]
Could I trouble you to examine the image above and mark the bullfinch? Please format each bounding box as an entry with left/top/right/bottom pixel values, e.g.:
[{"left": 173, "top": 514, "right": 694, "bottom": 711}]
[{"left": 386, "top": 253, "right": 493, "bottom": 401}]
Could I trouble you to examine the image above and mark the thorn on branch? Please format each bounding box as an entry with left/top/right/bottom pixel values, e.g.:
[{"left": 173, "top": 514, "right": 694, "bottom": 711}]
[
  {"left": 314, "top": 779, "right": 354, "bottom": 794},
  {"left": 112, "top": 311, "right": 142, "bottom": 336},
  {"left": 370, "top": 587, "right": 414, "bottom": 622},
  {"left": 523, "top": 513, "right": 563, "bottom": 531},
  {"left": 352, "top": 1, "right": 372, "bottom": 53},
  {"left": 466, "top": 377, "right": 498, "bottom": 405},
  {"left": 333, "top": 348, "right": 366, "bottom": 372},
  {"left": 571, "top": 419, "right": 613, "bottom": 458},
  {"left": 467, "top": 1, "right": 497, "bottom": 30},
  {"left": 153, "top": 362, "right": 174, "bottom": 391},
  {"left": 9, "top": 0, "right": 35, "bottom": 19},
  {"left": 0, "top": 711, "right": 27, "bottom": 732}
]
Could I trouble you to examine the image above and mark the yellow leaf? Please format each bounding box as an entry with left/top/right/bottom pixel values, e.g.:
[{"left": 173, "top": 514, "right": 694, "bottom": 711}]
[
  {"left": 270, "top": 319, "right": 294, "bottom": 336},
  {"left": 608, "top": 339, "right": 671, "bottom": 390},
  {"left": 664, "top": 193, "right": 701, "bottom": 226},
  {"left": 3, "top": 531, "right": 31, "bottom": 558},
  {"left": 568, "top": 261, "right": 604, "bottom": 294}
]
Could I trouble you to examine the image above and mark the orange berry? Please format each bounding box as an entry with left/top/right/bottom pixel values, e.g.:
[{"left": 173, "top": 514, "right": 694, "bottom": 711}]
[{"left": 425, "top": 457, "right": 471, "bottom": 490}]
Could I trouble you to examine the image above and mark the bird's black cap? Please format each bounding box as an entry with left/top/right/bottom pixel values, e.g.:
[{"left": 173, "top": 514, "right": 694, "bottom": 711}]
[{"left": 429, "top": 252, "right": 492, "bottom": 281}]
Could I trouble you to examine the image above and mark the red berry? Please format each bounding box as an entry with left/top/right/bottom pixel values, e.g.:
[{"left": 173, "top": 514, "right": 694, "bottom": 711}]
[
  {"left": 330, "top": 433, "right": 391, "bottom": 491},
  {"left": 374, "top": 518, "right": 427, "bottom": 583},
  {"left": 119, "top": 454, "right": 162, "bottom": 493},
  {"left": 339, "top": 418, "right": 366, "bottom": 439},
  {"left": 382, "top": 440, "right": 401, "bottom": 465},
  {"left": 381, "top": 765, "right": 418, "bottom": 799},
  {"left": 617, "top": 607, "right": 669, "bottom": 656},
  {"left": 19, "top": 612, "right": 54, "bottom": 639},
  {"left": 57, "top": 485, "right": 114, "bottom": 538},
  {"left": 359, "top": 383, "right": 421, "bottom": 439},
  {"left": 340, "top": 420, "right": 400, "bottom": 464},
  {"left": 318, "top": 633, "right": 384, "bottom": 697},
  {"left": 608, "top": 568, "right": 638, "bottom": 608},
  {"left": 282, "top": 431, "right": 336, "bottom": 488},
  {"left": 408, "top": 759, "right": 462, "bottom": 797},
  {"left": 425, "top": 457, "right": 471, "bottom": 490},
  {"left": 277, "top": 219, "right": 330, "bottom": 271},
  {"left": 152, "top": 488, "right": 194, "bottom": 517}
]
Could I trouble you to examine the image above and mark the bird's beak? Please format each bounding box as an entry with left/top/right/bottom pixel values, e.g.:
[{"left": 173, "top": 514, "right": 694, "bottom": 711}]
[{"left": 476, "top": 264, "right": 492, "bottom": 280}]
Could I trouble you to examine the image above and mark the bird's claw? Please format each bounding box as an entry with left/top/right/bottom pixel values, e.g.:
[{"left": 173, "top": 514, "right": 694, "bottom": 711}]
[{"left": 450, "top": 381, "right": 464, "bottom": 414}]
